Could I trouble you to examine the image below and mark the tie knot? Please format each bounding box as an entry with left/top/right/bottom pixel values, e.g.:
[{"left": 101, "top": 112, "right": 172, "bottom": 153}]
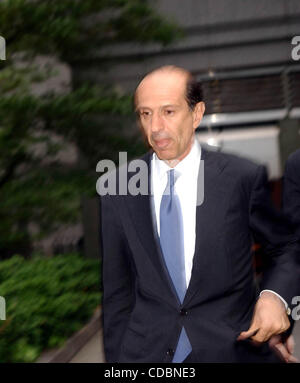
[
  {"left": 168, "top": 169, "right": 175, "bottom": 188},
  {"left": 164, "top": 168, "right": 179, "bottom": 195}
]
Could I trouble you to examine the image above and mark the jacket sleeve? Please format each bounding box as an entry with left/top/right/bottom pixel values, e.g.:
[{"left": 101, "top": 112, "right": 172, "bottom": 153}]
[
  {"left": 100, "top": 194, "right": 135, "bottom": 362},
  {"left": 249, "top": 165, "right": 300, "bottom": 311}
]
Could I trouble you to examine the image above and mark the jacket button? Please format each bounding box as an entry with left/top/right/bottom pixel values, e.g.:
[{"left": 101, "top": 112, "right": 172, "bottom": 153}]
[
  {"left": 180, "top": 308, "right": 187, "bottom": 316},
  {"left": 166, "top": 349, "right": 174, "bottom": 356}
]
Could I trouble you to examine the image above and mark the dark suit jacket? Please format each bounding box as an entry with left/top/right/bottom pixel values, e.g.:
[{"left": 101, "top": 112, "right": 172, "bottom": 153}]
[
  {"left": 100, "top": 147, "right": 300, "bottom": 363},
  {"left": 282, "top": 149, "right": 300, "bottom": 338},
  {"left": 283, "top": 149, "right": 300, "bottom": 238}
]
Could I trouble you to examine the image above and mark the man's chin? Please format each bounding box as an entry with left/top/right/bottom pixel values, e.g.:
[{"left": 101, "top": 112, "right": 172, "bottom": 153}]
[
  {"left": 154, "top": 149, "right": 173, "bottom": 161},
  {"left": 154, "top": 150, "right": 181, "bottom": 165}
]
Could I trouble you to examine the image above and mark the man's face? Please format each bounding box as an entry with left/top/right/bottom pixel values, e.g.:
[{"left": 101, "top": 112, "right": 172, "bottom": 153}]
[{"left": 135, "top": 71, "right": 204, "bottom": 163}]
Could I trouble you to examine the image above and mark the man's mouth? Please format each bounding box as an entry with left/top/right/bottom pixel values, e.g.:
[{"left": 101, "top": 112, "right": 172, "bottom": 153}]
[{"left": 154, "top": 138, "right": 171, "bottom": 149}]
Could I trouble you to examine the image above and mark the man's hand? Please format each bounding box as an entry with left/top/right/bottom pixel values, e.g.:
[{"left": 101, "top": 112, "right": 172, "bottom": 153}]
[
  {"left": 268, "top": 334, "right": 298, "bottom": 363},
  {"left": 237, "top": 291, "right": 290, "bottom": 344}
]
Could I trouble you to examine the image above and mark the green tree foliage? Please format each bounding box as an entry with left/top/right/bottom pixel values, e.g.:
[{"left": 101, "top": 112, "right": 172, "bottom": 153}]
[
  {"left": 0, "top": 253, "right": 101, "bottom": 362},
  {"left": 0, "top": 0, "right": 181, "bottom": 257}
]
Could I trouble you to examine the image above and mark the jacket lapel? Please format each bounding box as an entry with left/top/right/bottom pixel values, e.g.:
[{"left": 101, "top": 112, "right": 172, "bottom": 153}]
[
  {"left": 124, "top": 151, "right": 180, "bottom": 305},
  {"left": 183, "top": 147, "right": 229, "bottom": 306}
]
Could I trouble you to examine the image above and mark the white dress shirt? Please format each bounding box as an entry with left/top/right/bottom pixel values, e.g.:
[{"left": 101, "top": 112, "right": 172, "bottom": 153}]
[
  {"left": 150, "top": 137, "right": 288, "bottom": 310},
  {"left": 151, "top": 137, "right": 200, "bottom": 287}
]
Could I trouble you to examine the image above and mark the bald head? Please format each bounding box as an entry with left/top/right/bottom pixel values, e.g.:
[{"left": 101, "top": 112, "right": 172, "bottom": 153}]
[
  {"left": 141, "top": 65, "right": 189, "bottom": 80},
  {"left": 134, "top": 65, "right": 203, "bottom": 112}
]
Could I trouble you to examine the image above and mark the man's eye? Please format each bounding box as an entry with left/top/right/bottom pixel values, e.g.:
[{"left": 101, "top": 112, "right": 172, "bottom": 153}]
[
  {"left": 140, "top": 111, "right": 150, "bottom": 117},
  {"left": 165, "top": 110, "right": 174, "bottom": 115}
]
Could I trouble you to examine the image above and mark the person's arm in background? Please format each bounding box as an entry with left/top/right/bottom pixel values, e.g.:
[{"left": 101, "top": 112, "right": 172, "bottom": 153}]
[
  {"left": 238, "top": 165, "right": 300, "bottom": 362},
  {"left": 272, "top": 150, "right": 300, "bottom": 360},
  {"left": 100, "top": 194, "right": 135, "bottom": 362},
  {"left": 278, "top": 151, "right": 300, "bottom": 337},
  {"left": 283, "top": 150, "right": 300, "bottom": 238}
]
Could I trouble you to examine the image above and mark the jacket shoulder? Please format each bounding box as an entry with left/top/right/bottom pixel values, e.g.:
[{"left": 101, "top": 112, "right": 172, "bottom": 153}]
[
  {"left": 203, "top": 147, "right": 262, "bottom": 177},
  {"left": 286, "top": 149, "right": 300, "bottom": 168}
]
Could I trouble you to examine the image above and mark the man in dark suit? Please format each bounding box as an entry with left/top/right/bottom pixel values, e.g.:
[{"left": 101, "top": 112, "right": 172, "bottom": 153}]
[{"left": 100, "top": 66, "right": 299, "bottom": 363}]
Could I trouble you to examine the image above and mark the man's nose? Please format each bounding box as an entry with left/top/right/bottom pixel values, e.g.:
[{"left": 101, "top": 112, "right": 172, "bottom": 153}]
[{"left": 151, "top": 112, "right": 164, "bottom": 132}]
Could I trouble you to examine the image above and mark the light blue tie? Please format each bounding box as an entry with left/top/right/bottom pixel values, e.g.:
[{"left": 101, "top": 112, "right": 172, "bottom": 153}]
[{"left": 159, "top": 169, "right": 192, "bottom": 363}]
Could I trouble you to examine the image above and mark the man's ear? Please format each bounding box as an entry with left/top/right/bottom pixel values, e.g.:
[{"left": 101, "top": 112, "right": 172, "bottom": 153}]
[{"left": 193, "top": 102, "right": 205, "bottom": 129}]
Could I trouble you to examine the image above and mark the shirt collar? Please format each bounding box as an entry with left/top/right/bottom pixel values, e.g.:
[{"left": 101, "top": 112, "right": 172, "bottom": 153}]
[{"left": 152, "top": 136, "right": 201, "bottom": 180}]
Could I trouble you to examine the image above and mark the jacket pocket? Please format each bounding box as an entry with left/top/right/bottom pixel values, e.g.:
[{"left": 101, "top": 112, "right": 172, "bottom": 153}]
[{"left": 119, "top": 322, "right": 148, "bottom": 361}]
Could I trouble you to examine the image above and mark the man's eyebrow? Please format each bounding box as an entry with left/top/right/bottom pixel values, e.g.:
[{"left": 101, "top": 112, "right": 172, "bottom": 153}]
[
  {"left": 136, "top": 106, "right": 152, "bottom": 110},
  {"left": 135, "top": 106, "right": 152, "bottom": 113},
  {"left": 135, "top": 104, "right": 180, "bottom": 113},
  {"left": 162, "top": 104, "right": 180, "bottom": 108}
]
